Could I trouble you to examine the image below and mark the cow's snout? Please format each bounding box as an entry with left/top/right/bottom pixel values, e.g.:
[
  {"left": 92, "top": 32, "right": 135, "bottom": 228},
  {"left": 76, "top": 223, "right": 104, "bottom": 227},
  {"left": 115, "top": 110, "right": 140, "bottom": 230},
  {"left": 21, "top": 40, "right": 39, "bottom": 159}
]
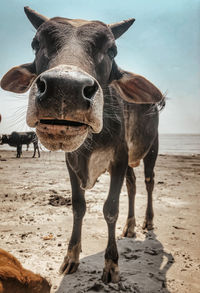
[
  {"left": 27, "top": 65, "right": 103, "bottom": 152},
  {"left": 35, "top": 70, "right": 99, "bottom": 111}
]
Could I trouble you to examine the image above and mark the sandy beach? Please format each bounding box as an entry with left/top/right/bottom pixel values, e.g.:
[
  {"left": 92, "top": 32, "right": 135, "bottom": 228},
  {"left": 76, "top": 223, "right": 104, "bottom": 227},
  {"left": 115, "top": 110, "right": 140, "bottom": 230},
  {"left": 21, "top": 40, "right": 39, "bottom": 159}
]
[{"left": 0, "top": 149, "right": 199, "bottom": 292}]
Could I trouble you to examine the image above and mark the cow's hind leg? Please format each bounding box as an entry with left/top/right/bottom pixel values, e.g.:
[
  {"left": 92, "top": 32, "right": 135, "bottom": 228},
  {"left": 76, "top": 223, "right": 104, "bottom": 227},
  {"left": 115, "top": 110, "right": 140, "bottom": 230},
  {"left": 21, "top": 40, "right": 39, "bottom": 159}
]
[
  {"left": 59, "top": 161, "right": 86, "bottom": 275},
  {"left": 37, "top": 145, "right": 40, "bottom": 157},
  {"left": 32, "top": 143, "right": 40, "bottom": 158},
  {"left": 102, "top": 157, "right": 127, "bottom": 283},
  {"left": 32, "top": 143, "right": 36, "bottom": 158},
  {"left": 142, "top": 135, "right": 158, "bottom": 230},
  {"left": 122, "top": 166, "right": 136, "bottom": 237}
]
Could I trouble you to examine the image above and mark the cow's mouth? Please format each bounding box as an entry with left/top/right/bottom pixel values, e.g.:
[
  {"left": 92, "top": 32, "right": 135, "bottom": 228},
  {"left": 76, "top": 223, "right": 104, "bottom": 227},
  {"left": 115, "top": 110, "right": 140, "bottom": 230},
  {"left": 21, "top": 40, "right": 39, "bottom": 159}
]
[
  {"left": 36, "top": 118, "right": 89, "bottom": 136},
  {"left": 35, "top": 117, "right": 89, "bottom": 151},
  {"left": 40, "top": 119, "right": 86, "bottom": 127}
]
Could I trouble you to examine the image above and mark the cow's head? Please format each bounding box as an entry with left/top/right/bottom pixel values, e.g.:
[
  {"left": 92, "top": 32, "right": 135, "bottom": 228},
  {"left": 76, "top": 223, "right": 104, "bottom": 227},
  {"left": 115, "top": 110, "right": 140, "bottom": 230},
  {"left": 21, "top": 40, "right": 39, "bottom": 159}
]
[
  {"left": 1, "top": 7, "right": 135, "bottom": 151},
  {"left": 0, "top": 134, "right": 9, "bottom": 145},
  {"left": 0, "top": 7, "right": 162, "bottom": 151}
]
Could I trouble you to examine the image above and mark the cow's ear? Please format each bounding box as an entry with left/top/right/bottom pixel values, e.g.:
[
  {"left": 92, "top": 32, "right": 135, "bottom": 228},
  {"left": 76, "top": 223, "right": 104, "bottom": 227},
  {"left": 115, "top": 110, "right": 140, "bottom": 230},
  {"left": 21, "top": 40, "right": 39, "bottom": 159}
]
[
  {"left": 113, "top": 71, "right": 163, "bottom": 104},
  {"left": 0, "top": 63, "right": 36, "bottom": 93}
]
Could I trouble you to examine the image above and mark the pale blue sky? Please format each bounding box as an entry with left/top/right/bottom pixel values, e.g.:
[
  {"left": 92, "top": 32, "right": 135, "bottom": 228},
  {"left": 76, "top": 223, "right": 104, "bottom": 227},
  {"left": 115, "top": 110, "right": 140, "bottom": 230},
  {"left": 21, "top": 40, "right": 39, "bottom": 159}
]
[{"left": 0, "top": 0, "right": 200, "bottom": 133}]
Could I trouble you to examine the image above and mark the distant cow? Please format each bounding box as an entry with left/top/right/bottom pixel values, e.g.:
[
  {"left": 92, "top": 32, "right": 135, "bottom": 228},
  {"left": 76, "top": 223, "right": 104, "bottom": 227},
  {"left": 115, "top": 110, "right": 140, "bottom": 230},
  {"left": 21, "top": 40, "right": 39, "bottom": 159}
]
[
  {"left": 1, "top": 7, "right": 164, "bottom": 283},
  {"left": 0, "top": 248, "right": 51, "bottom": 293},
  {"left": 0, "top": 131, "right": 40, "bottom": 158}
]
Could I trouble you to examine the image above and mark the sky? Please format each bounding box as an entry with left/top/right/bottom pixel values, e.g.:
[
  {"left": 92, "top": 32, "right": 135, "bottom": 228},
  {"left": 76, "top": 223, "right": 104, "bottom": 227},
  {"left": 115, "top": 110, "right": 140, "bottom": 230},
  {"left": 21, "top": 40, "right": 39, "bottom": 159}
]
[{"left": 0, "top": 0, "right": 200, "bottom": 134}]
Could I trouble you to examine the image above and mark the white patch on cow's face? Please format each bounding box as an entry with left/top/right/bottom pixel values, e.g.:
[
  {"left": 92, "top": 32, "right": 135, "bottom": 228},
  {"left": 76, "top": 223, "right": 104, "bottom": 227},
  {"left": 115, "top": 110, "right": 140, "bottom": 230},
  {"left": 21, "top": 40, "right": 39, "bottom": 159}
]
[
  {"left": 26, "top": 65, "right": 104, "bottom": 152},
  {"left": 26, "top": 83, "right": 38, "bottom": 128}
]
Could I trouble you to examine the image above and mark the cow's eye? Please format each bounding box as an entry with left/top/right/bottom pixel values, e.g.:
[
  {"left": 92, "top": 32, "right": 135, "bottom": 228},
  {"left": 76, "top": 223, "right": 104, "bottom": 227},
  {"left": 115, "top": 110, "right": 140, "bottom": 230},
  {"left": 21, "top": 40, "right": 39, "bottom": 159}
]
[
  {"left": 31, "top": 38, "right": 40, "bottom": 53},
  {"left": 107, "top": 46, "right": 117, "bottom": 59}
]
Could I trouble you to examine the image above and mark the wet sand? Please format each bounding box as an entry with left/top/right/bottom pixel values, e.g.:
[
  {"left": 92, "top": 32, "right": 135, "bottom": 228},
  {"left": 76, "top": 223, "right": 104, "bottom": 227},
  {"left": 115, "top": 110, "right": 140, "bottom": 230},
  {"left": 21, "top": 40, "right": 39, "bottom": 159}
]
[{"left": 0, "top": 150, "right": 199, "bottom": 292}]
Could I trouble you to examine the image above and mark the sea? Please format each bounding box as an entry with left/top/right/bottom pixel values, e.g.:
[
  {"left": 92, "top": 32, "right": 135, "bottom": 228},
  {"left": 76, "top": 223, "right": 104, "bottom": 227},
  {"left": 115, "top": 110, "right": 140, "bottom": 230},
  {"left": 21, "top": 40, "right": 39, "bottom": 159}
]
[
  {"left": 159, "top": 134, "right": 200, "bottom": 155},
  {"left": 0, "top": 134, "right": 200, "bottom": 155}
]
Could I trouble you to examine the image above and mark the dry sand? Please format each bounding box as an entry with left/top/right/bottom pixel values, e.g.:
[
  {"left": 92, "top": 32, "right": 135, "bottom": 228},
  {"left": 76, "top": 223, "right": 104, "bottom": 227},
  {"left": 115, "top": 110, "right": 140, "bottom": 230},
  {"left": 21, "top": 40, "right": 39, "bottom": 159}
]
[{"left": 0, "top": 149, "right": 199, "bottom": 293}]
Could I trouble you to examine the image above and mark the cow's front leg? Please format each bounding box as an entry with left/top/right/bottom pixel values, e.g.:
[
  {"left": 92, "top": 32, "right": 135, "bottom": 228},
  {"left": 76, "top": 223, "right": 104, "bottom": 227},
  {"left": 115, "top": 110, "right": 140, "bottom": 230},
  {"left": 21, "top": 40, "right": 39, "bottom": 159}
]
[
  {"left": 102, "top": 158, "right": 127, "bottom": 283},
  {"left": 16, "top": 145, "right": 22, "bottom": 158},
  {"left": 59, "top": 162, "right": 86, "bottom": 275}
]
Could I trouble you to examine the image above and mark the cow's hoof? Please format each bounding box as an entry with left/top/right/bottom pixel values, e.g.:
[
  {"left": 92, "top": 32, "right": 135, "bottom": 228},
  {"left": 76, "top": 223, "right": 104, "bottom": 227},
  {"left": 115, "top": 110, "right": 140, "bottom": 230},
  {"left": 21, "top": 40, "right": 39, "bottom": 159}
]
[
  {"left": 59, "top": 243, "right": 81, "bottom": 275},
  {"left": 122, "top": 217, "right": 136, "bottom": 237},
  {"left": 59, "top": 255, "right": 79, "bottom": 275},
  {"left": 142, "top": 219, "right": 154, "bottom": 230},
  {"left": 102, "top": 260, "right": 120, "bottom": 284}
]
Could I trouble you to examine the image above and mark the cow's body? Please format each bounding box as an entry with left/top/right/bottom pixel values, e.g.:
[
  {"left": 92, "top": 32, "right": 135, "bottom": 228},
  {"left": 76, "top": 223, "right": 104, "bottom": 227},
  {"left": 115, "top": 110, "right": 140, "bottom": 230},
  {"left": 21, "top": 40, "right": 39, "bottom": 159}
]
[
  {"left": 0, "top": 248, "right": 51, "bottom": 293},
  {"left": 1, "top": 7, "right": 164, "bottom": 283},
  {"left": 0, "top": 131, "right": 40, "bottom": 158},
  {"left": 66, "top": 94, "right": 158, "bottom": 191}
]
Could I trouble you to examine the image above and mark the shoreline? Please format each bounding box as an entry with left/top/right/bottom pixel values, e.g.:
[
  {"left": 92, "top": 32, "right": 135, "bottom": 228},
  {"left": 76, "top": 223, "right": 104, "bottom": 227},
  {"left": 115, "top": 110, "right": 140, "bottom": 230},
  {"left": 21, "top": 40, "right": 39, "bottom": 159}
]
[{"left": 1, "top": 147, "right": 200, "bottom": 156}]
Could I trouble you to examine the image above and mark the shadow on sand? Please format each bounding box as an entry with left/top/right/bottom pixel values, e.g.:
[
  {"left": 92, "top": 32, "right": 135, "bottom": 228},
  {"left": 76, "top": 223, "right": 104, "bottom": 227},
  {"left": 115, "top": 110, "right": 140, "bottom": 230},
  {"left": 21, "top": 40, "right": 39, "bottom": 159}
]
[{"left": 56, "top": 231, "right": 174, "bottom": 293}]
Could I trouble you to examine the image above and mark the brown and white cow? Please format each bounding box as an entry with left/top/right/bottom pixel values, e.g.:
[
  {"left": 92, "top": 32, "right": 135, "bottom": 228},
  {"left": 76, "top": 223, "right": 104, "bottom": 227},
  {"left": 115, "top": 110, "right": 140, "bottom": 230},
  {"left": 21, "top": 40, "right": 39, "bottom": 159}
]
[{"left": 0, "top": 7, "right": 164, "bottom": 283}]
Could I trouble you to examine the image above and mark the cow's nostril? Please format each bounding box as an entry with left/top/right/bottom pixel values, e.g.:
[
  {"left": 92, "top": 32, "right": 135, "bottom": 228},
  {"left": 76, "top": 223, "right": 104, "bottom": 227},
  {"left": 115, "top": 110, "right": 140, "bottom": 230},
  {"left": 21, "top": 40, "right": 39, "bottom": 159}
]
[
  {"left": 36, "top": 78, "right": 47, "bottom": 95},
  {"left": 83, "top": 82, "right": 98, "bottom": 100}
]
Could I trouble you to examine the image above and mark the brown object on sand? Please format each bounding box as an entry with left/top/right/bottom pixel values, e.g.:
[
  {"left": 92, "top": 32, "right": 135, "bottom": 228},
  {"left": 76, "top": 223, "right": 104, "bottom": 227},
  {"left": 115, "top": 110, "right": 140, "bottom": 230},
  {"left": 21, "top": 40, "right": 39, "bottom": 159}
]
[{"left": 0, "top": 248, "right": 51, "bottom": 293}]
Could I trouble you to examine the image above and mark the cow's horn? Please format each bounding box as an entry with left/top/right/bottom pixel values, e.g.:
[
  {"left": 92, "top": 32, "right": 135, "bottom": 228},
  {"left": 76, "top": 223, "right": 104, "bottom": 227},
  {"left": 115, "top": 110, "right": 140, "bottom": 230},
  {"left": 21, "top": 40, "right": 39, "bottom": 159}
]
[
  {"left": 109, "top": 18, "right": 135, "bottom": 39},
  {"left": 24, "top": 6, "right": 49, "bottom": 29}
]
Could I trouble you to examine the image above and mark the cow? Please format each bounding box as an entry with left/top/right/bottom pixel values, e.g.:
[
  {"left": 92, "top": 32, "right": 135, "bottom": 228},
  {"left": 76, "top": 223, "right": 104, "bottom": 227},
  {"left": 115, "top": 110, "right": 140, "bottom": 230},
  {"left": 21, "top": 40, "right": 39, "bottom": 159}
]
[
  {"left": 0, "top": 7, "right": 164, "bottom": 283},
  {"left": 0, "top": 131, "right": 40, "bottom": 158},
  {"left": 0, "top": 248, "right": 51, "bottom": 293}
]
